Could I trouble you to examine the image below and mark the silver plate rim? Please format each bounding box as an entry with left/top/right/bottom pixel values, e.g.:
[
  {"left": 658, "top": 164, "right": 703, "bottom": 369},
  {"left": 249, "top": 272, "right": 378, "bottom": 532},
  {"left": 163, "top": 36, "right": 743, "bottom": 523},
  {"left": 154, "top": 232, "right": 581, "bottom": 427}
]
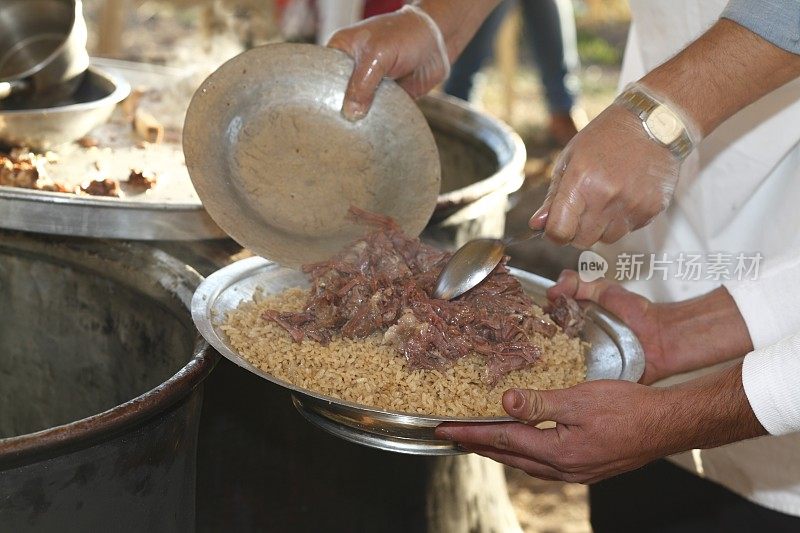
[{"left": 291, "top": 395, "right": 463, "bottom": 456}]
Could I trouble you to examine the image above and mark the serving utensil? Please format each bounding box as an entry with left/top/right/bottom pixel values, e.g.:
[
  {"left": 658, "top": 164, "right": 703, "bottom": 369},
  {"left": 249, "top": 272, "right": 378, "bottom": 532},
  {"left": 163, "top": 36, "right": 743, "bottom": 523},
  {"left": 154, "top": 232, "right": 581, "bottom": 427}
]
[
  {"left": 432, "top": 227, "right": 545, "bottom": 300},
  {"left": 0, "top": 63, "right": 226, "bottom": 241}
]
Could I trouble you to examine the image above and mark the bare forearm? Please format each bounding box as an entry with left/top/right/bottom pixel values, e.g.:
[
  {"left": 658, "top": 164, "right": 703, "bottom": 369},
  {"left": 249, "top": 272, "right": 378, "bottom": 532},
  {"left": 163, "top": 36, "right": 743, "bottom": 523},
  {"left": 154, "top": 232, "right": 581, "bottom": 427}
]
[
  {"left": 641, "top": 19, "right": 800, "bottom": 137},
  {"left": 659, "top": 287, "right": 753, "bottom": 375},
  {"left": 439, "top": 362, "right": 767, "bottom": 484},
  {"left": 659, "top": 362, "right": 767, "bottom": 455},
  {"left": 416, "top": 0, "right": 500, "bottom": 61}
]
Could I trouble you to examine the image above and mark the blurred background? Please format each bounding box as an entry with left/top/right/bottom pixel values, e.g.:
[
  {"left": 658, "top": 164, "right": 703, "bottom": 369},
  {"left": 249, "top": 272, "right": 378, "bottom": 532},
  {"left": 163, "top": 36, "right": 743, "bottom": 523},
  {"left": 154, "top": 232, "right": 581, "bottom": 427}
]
[
  {"left": 85, "top": 0, "right": 629, "bottom": 151},
  {"left": 83, "top": 2, "right": 630, "bottom": 531}
]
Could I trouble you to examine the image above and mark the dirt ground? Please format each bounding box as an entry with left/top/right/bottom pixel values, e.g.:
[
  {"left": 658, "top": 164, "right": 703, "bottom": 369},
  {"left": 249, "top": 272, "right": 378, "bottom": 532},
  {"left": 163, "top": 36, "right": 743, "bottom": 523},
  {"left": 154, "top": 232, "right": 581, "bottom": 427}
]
[
  {"left": 84, "top": 3, "right": 629, "bottom": 531},
  {"left": 507, "top": 469, "right": 592, "bottom": 533}
]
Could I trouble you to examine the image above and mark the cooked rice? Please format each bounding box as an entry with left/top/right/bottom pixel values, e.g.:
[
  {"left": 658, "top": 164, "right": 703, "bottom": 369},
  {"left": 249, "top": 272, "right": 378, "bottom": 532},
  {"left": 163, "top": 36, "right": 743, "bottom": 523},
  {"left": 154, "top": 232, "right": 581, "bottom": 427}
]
[{"left": 222, "top": 287, "right": 587, "bottom": 417}]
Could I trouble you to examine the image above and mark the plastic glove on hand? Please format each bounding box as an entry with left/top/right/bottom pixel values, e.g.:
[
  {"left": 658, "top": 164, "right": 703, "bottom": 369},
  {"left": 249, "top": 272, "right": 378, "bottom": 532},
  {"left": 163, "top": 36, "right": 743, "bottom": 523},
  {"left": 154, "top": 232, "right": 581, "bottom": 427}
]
[
  {"left": 531, "top": 91, "right": 698, "bottom": 248},
  {"left": 327, "top": 5, "right": 449, "bottom": 121}
]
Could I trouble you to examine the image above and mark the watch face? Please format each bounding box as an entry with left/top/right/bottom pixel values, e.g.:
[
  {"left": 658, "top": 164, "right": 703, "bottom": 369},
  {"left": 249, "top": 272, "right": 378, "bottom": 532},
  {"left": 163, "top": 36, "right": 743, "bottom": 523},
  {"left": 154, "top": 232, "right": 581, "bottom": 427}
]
[{"left": 645, "top": 104, "right": 683, "bottom": 144}]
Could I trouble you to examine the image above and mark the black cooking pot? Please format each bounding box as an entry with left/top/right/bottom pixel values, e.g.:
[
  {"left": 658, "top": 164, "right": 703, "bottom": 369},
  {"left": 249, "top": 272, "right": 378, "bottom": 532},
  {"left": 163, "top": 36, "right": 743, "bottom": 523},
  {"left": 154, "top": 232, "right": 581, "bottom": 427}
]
[{"left": 0, "top": 233, "right": 217, "bottom": 533}]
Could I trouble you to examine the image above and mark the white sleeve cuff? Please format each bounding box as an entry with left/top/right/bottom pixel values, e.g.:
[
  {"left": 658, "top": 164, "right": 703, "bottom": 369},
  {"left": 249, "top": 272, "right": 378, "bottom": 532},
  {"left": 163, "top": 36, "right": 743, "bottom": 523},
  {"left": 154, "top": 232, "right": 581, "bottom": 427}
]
[
  {"left": 724, "top": 252, "right": 800, "bottom": 349},
  {"left": 742, "top": 334, "right": 800, "bottom": 436}
]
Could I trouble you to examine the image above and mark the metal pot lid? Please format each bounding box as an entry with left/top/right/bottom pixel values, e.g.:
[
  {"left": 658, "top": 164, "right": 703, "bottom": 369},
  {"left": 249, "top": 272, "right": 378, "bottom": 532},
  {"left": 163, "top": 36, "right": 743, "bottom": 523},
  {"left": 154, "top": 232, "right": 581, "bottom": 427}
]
[{"left": 183, "top": 43, "right": 441, "bottom": 269}]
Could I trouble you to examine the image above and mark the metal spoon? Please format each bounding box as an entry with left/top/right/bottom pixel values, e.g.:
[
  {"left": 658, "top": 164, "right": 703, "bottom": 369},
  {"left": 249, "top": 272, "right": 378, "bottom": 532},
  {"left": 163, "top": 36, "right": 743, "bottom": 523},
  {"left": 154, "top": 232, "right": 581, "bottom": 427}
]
[{"left": 432, "top": 227, "right": 545, "bottom": 300}]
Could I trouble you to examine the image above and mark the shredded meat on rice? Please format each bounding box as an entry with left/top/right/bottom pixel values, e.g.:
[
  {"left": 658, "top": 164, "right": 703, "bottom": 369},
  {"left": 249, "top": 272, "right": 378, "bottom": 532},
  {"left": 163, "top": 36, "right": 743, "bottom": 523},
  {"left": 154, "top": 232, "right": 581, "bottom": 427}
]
[{"left": 263, "top": 207, "right": 584, "bottom": 385}]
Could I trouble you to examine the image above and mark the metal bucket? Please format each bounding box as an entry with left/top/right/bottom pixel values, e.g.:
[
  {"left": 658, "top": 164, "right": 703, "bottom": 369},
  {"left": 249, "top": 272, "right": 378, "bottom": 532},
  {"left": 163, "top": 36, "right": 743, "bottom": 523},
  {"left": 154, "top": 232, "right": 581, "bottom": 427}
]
[
  {"left": 420, "top": 94, "right": 526, "bottom": 248},
  {"left": 0, "top": 232, "right": 216, "bottom": 533}
]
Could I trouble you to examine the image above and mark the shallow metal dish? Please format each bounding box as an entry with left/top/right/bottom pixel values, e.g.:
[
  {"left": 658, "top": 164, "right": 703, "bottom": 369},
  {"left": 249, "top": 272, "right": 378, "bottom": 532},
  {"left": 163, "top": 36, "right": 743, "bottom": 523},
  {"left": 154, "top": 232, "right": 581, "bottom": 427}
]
[
  {"left": 193, "top": 257, "right": 645, "bottom": 455},
  {"left": 0, "top": 65, "right": 128, "bottom": 149},
  {"left": 183, "top": 43, "right": 441, "bottom": 269}
]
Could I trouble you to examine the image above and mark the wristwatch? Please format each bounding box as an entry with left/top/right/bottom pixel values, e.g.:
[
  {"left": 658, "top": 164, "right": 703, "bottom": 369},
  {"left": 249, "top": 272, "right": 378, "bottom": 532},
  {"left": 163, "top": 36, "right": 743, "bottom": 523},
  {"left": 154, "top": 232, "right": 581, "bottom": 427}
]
[{"left": 616, "top": 86, "right": 695, "bottom": 160}]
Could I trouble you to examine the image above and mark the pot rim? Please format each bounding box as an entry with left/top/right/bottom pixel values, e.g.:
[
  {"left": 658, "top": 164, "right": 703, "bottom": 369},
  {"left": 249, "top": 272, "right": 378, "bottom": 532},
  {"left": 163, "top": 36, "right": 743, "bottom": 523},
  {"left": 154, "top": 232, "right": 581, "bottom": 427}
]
[
  {"left": 422, "top": 94, "right": 527, "bottom": 211},
  {"left": 0, "top": 64, "right": 130, "bottom": 117},
  {"left": 0, "top": 236, "right": 218, "bottom": 469}
]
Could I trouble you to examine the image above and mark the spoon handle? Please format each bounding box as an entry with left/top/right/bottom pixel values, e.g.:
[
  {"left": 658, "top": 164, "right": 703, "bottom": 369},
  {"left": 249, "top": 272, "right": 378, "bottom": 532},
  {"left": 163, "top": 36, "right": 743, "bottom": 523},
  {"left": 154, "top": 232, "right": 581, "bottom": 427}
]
[{"left": 503, "top": 228, "right": 545, "bottom": 247}]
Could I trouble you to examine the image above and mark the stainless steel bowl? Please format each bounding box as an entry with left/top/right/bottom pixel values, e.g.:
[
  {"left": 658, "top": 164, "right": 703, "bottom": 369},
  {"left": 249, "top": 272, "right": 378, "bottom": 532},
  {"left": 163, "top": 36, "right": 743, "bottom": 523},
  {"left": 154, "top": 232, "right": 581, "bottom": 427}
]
[
  {"left": 0, "top": 0, "right": 90, "bottom": 103},
  {"left": 192, "top": 257, "right": 645, "bottom": 455},
  {"left": 0, "top": 64, "right": 130, "bottom": 149}
]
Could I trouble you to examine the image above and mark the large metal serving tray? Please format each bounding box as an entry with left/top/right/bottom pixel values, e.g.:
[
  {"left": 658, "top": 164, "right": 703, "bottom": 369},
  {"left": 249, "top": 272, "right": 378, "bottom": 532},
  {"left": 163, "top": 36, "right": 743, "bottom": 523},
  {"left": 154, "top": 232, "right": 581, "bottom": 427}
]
[
  {"left": 193, "top": 257, "right": 644, "bottom": 455},
  {"left": 0, "top": 59, "right": 225, "bottom": 241}
]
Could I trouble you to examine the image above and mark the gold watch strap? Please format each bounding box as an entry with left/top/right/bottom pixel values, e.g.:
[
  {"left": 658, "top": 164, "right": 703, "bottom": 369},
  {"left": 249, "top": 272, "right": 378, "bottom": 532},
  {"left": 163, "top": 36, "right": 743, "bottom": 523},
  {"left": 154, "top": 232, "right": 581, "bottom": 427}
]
[{"left": 616, "top": 88, "right": 695, "bottom": 161}]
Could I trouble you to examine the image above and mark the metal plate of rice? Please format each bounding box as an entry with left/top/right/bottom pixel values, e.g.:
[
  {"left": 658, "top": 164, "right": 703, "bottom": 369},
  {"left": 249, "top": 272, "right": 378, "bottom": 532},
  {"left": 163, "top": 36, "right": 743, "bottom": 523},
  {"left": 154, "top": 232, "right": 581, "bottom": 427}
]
[{"left": 193, "top": 257, "right": 644, "bottom": 455}]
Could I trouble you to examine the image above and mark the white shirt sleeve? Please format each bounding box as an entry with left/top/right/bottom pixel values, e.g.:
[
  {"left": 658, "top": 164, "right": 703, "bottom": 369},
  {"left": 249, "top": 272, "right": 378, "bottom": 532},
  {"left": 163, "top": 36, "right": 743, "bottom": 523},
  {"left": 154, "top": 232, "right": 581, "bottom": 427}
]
[
  {"left": 723, "top": 251, "right": 800, "bottom": 349},
  {"left": 741, "top": 334, "right": 800, "bottom": 435},
  {"left": 724, "top": 251, "right": 800, "bottom": 436}
]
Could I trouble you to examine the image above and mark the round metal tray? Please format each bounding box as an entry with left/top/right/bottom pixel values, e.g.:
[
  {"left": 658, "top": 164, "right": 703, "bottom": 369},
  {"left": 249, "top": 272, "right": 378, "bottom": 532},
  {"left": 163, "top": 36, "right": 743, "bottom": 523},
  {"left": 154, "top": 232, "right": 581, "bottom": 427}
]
[
  {"left": 0, "top": 61, "right": 225, "bottom": 241},
  {"left": 192, "top": 256, "right": 644, "bottom": 455}
]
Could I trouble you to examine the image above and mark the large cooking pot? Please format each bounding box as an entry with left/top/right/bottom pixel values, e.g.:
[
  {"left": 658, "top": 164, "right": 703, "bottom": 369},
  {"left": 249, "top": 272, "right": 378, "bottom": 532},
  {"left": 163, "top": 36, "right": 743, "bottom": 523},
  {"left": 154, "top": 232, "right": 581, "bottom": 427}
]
[
  {"left": 0, "top": 0, "right": 90, "bottom": 103},
  {"left": 420, "top": 94, "right": 526, "bottom": 249},
  {"left": 0, "top": 232, "right": 217, "bottom": 533}
]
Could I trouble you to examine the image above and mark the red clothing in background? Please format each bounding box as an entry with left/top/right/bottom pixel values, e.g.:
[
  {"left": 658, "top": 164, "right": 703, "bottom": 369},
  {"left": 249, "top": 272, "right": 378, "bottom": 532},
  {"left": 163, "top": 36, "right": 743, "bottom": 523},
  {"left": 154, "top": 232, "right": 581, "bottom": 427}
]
[{"left": 364, "top": 0, "right": 404, "bottom": 18}]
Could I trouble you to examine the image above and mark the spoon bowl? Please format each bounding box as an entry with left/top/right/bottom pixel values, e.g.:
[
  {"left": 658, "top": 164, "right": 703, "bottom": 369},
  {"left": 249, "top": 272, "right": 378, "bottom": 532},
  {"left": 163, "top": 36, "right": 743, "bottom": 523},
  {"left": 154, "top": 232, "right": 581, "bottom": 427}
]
[
  {"left": 432, "top": 239, "right": 506, "bottom": 300},
  {"left": 432, "top": 228, "right": 544, "bottom": 300}
]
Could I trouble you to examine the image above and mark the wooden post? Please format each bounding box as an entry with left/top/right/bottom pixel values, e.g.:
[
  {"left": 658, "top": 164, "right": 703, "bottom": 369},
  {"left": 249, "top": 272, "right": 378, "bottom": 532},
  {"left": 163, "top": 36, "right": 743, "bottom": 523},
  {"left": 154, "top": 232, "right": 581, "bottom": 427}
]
[
  {"left": 97, "top": 0, "right": 127, "bottom": 57},
  {"left": 495, "top": 6, "right": 521, "bottom": 123},
  {"left": 427, "top": 455, "right": 523, "bottom": 533}
]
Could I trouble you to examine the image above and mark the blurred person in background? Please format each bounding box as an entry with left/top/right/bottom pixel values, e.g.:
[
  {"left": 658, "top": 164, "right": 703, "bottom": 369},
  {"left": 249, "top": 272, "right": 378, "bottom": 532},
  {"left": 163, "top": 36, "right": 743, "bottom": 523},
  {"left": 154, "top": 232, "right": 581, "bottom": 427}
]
[
  {"left": 445, "top": 0, "right": 581, "bottom": 146},
  {"left": 316, "top": 0, "right": 405, "bottom": 44},
  {"left": 328, "top": 0, "right": 800, "bottom": 530},
  {"left": 278, "top": 0, "right": 404, "bottom": 44}
]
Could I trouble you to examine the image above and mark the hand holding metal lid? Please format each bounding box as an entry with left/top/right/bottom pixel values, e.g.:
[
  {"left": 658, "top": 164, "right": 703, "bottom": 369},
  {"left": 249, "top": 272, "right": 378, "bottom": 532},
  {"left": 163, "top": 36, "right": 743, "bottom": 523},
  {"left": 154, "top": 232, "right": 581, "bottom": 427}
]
[{"left": 327, "top": 5, "right": 450, "bottom": 121}]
